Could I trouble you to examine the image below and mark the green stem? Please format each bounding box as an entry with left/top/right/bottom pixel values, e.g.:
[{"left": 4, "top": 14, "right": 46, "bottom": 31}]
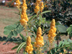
[
  {"left": 36, "top": 48, "right": 39, "bottom": 54},
  {"left": 39, "top": 47, "right": 41, "bottom": 54},
  {"left": 25, "top": 25, "right": 28, "bottom": 37}
]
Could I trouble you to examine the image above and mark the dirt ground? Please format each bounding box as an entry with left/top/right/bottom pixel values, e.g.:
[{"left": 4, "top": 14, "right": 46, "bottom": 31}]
[{"left": 0, "top": 6, "right": 20, "bottom": 36}]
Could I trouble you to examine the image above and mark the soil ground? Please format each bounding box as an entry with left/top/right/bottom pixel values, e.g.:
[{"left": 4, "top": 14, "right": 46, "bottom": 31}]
[
  {"left": 0, "top": 6, "right": 19, "bottom": 36},
  {"left": 0, "top": 6, "right": 20, "bottom": 54}
]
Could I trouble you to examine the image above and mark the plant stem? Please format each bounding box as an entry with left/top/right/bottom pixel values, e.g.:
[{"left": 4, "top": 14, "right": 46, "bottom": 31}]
[{"left": 25, "top": 26, "right": 28, "bottom": 37}]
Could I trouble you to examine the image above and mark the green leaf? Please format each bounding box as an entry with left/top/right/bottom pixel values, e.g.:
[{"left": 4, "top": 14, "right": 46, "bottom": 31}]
[
  {"left": 51, "top": 49, "right": 55, "bottom": 54},
  {"left": 4, "top": 24, "right": 16, "bottom": 30},
  {"left": 41, "top": 10, "right": 51, "bottom": 14},
  {"left": 68, "top": 39, "right": 72, "bottom": 43},
  {"left": 63, "top": 40, "right": 69, "bottom": 45},
  {"left": 42, "top": 29, "right": 49, "bottom": 36},
  {"left": 12, "top": 45, "right": 19, "bottom": 50},
  {"left": 16, "top": 42, "right": 26, "bottom": 53},
  {"left": 67, "top": 25, "right": 72, "bottom": 36},
  {"left": 16, "top": 24, "right": 24, "bottom": 33},
  {"left": 55, "top": 44, "right": 57, "bottom": 47},
  {"left": 59, "top": 41, "right": 63, "bottom": 47},
  {"left": 4, "top": 22, "right": 23, "bottom": 36},
  {"left": 20, "top": 34, "right": 27, "bottom": 42},
  {"left": 4, "top": 22, "right": 24, "bottom": 41},
  {"left": 4, "top": 30, "right": 11, "bottom": 35},
  {"left": 33, "top": 27, "right": 37, "bottom": 34},
  {"left": 4, "top": 24, "right": 17, "bottom": 35},
  {"left": 31, "top": 33, "right": 36, "bottom": 38},
  {"left": 56, "top": 25, "right": 67, "bottom": 33},
  {"left": 28, "top": 12, "right": 34, "bottom": 17},
  {"left": 69, "top": 33, "right": 72, "bottom": 37},
  {"left": 6, "top": 31, "right": 13, "bottom": 41},
  {"left": 13, "top": 30, "right": 18, "bottom": 36},
  {"left": 28, "top": 15, "right": 37, "bottom": 23}
]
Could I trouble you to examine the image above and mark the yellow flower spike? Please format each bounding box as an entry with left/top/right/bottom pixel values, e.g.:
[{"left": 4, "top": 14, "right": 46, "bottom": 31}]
[
  {"left": 34, "top": 5, "right": 40, "bottom": 14},
  {"left": 34, "top": 0, "right": 41, "bottom": 14},
  {"left": 16, "top": 0, "right": 21, "bottom": 7},
  {"left": 22, "top": 0, "right": 27, "bottom": 10},
  {"left": 48, "top": 29, "right": 54, "bottom": 34},
  {"left": 35, "top": 5, "right": 40, "bottom": 10},
  {"left": 20, "top": 0, "right": 28, "bottom": 26},
  {"left": 51, "top": 19, "right": 55, "bottom": 27},
  {"left": 48, "top": 19, "right": 56, "bottom": 44},
  {"left": 34, "top": 27, "right": 44, "bottom": 48},
  {"left": 51, "top": 26, "right": 56, "bottom": 32},
  {"left": 25, "top": 36, "right": 33, "bottom": 54},
  {"left": 20, "top": 19, "right": 27, "bottom": 25},
  {"left": 23, "top": 0, "right": 26, "bottom": 3},
  {"left": 51, "top": 33, "right": 56, "bottom": 37},
  {"left": 48, "top": 34, "right": 51, "bottom": 38},
  {"left": 21, "top": 14, "right": 28, "bottom": 22},
  {"left": 36, "top": 0, "right": 42, "bottom": 4},
  {"left": 40, "top": 2, "right": 44, "bottom": 12},
  {"left": 22, "top": 7, "right": 26, "bottom": 13},
  {"left": 37, "top": 27, "right": 42, "bottom": 35},
  {"left": 21, "top": 6, "right": 28, "bottom": 23},
  {"left": 26, "top": 36, "right": 31, "bottom": 45}
]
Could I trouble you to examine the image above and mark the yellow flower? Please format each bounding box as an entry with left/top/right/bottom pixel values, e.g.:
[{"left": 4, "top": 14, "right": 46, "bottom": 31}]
[
  {"left": 37, "top": 27, "right": 42, "bottom": 35},
  {"left": 48, "top": 19, "right": 56, "bottom": 44},
  {"left": 23, "top": 0, "right": 26, "bottom": 3},
  {"left": 36, "top": 0, "right": 42, "bottom": 4},
  {"left": 34, "top": 5, "right": 40, "bottom": 14},
  {"left": 40, "top": 2, "right": 44, "bottom": 12},
  {"left": 28, "top": 1, "right": 30, "bottom": 3},
  {"left": 64, "top": 49, "right": 67, "bottom": 52},
  {"left": 34, "top": 0, "right": 41, "bottom": 14},
  {"left": 16, "top": 0, "right": 21, "bottom": 7},
  {"left": 59, "top": 53, "right": 62, "bottom": 54},
  {"left": 51, "top": 26, "right": 56, "bottom": 33},
  {"left": 22, "top": 0, "right": 27, "bottom": 10},
  {"left": 34, "top": 27, "right": 44, "bottom": 47},
  {"left": 20, "top": 6, "right": 28, "bottom": 26},
  {"left": 45, "top": 5, "right": 47, "bottom": 7},
  {"left": 22, "top": 7, "right": 26, "bottom": 13},
  {"left": 49, "top": 29, "right": 54, "bottom": 34},
  {"left": 50, "top": 19, "right": 55, "bottom": 27},
  {"left": 35, "top": 5, "right": 40, "bottom": 10},
  {"left": 51, "top": 33, "right": 56, "bottom": 37},
  {"left": 20, "top": 19, "right": 27, "bottom": 25},
  {"left": 25, "top": 36, "right": 33, "bottom": 54}
]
